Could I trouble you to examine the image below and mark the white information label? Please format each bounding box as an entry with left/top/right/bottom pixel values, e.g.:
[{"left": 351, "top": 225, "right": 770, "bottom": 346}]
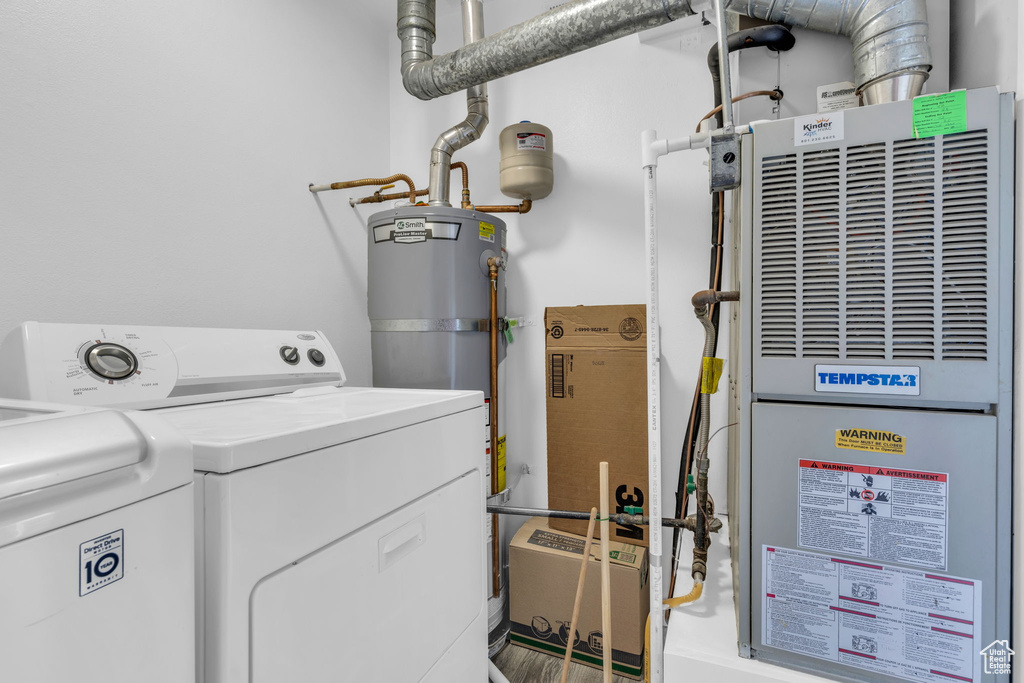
[
  {"left": 794, "top": 111, "right": 845, "bottom": 147},
  {"left": 80, "top": 529, "right": 125, "bottom": 596},
  {"left": 516, "top": 132, "right": 547, "bottom": 150},
  {"left": 763, "top": 545, "right": 982, "bottom": 683},
  {"left": 799, "top": 460, "right": 948, "bottom": 570},
  {"left": 817, "top": 81, "right": 859, "bottom": 113},
  {"left": 815, "top": 364, "right": 921, "bottom": 396},
  {"left": 393, "top": 217, "right": 427, "bottom": 244}
]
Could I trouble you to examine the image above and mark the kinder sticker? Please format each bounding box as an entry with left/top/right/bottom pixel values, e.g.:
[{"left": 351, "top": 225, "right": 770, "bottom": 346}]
[
  {"left": 835, "top": 428, "right": 907, "bottom": 455},
  {"left": 794, "top": 111, "right": 845, "bottom": 147},
  {"left": 815, "top": 364, "right": 920, "bottom": 396}
]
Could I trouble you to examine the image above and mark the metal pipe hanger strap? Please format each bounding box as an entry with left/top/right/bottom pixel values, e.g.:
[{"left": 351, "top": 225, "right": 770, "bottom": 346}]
[{"left": 398, "top": 0, "right": 930, "bottom": 101}]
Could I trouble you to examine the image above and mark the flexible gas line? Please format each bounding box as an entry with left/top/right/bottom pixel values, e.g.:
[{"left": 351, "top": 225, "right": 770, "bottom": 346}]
[{"left": 644, "top": 580, "right": 704, "bottom": 683}]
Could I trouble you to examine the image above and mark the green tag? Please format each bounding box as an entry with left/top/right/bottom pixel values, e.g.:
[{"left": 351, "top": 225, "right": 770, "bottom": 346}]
[{"left": 912, "top": 91, "right": 967, "bottom": 139}]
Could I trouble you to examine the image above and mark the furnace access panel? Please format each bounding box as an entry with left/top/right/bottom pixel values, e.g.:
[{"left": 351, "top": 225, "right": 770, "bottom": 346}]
[{"left": 731, "top": 87, "right": 1013, "bottom": 683}]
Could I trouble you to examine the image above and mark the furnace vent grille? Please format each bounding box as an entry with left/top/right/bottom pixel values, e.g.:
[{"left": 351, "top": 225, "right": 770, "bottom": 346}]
[{"left": 757, "top": 130, "right": 990, "bottom": 362}]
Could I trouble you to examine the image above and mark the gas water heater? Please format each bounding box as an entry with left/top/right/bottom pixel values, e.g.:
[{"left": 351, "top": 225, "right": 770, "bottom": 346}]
[
  {"left": 367, "top": 205, "right": 509, "bottom": 654},
  {"left": 730, "top": 87, "right": 1013, "bottom": 683}
]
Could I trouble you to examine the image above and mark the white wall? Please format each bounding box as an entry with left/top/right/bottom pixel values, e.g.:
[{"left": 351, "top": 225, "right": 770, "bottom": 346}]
[
  {"left": 950, "top": 0, "right": 1018, "bottom": 92},
  {"left": 380, "top": 2, "right": 747, "bottom": 577},
  {"left": 0, "top": 0, "right": 392, "bottom": 385}
]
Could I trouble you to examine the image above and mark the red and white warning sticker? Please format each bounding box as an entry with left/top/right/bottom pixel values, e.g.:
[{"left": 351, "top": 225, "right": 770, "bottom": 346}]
[
  {"left": 798, "top": 460, "right": 948, "bottom": 570},
  {"left": 763, "top": 545, "right": 982, "bottom": 683}
]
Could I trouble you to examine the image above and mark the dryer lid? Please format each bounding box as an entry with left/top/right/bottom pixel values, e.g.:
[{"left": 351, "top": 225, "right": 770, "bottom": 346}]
[
  {"left": 0, "top": 399, "right": 193, "bottom": 546},
  {"left": 156, "top": 386, "right": 483, "bottom": 473}
]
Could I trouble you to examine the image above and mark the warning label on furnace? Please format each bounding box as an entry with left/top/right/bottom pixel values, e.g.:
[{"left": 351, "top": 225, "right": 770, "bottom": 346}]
[
  {"left": 798, "top": 460, "right": 948, "bottom": 570},
  {"left": 762, "top": 546, "right": 982, "bottom": 683},
  {"left": 835, "top": 428, "right": 906, "bottom": 455}
]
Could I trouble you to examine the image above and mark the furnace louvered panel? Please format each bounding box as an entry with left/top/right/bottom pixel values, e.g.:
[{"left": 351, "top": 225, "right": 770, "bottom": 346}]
[
  {"left": 759, "top": 153, "right": 798, "bottom": 356},
  {"left": 756, "top": 131, "right": 991, "bottom": 363},
  {"left": 940, "top": 131, "right": 989, "bottom": 360}
]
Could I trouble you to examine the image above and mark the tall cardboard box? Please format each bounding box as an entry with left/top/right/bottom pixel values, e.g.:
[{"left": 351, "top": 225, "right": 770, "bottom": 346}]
[
  {"left": 509, "top": 517, "right": 650, "bottom": 680},
  {"left": 545, "top": 305, "right": 648, "bottom": 544}
]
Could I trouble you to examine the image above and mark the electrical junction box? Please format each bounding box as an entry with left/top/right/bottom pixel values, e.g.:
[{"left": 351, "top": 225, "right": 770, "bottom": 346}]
[{"left": 729, "top": 87, "right": 1013, "bottom": 683}]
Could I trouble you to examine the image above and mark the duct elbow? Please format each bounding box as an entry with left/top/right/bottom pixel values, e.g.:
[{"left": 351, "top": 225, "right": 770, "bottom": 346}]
[
  {"left": 719, "top": 0, "right": 931, "bottom": 103},
  {"left": 849, "top": 0, "right": 932, "bottom": 103}
]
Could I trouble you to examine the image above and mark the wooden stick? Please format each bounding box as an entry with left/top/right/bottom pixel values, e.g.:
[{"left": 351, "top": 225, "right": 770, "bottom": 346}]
[
  {"left": 599, "top": 462, "right": 612, "bottom": 683},
  {"left": 560, "top": 507, "right": 598, "bottom": 683}
]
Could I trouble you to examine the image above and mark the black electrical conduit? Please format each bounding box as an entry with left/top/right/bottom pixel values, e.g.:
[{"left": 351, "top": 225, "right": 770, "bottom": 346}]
[{"left": 667, "top": 24, "right": 795, "bottom": 604}]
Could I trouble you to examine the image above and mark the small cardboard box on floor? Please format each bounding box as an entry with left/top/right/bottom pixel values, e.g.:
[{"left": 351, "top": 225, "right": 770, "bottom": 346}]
[
  {"left": 545, "top": 304, "right": 649, "bottom": 545},
  {"left": 509, "top": 517, "right": 650, "bottom": 679}
]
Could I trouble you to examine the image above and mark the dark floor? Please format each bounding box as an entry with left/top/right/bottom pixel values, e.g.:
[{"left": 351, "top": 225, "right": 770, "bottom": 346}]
[{"left": 492, "top": 643, "right": 634, "bottom": 683}]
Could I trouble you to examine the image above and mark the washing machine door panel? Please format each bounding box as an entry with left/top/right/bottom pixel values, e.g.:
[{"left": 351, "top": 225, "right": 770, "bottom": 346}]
[{"left": 250, "top": 470, "right": 485, "bottom": 682}]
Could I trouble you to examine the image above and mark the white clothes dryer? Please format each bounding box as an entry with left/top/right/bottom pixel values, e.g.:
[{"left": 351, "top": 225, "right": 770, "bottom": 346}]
[
  {"left": 0, "top": 398, "right": 194, "bottom": 683},
  {"left": 0, "top": 323, "right": 488, "bottom": 683}
]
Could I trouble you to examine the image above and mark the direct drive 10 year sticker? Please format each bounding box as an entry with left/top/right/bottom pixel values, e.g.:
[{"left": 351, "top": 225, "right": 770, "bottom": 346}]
[{"left": 80, "top": 530, "right": 124, "bottom": 596}]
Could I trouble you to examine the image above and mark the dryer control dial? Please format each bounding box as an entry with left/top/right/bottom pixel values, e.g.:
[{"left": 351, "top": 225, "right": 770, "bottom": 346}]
[
  {"left": 279, "top": 346, "right": 300, "bottom": 365},
  {"left": 85, "top": 343, "right": 139, "bottom": 380}
]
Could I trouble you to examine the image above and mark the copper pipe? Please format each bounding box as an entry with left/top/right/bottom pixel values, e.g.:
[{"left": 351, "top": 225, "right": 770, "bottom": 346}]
[
  {"left": 308, "top": 173, "right": 417, "bottom": 202},
  {"left": 474, "top": 199, "right": 532, "bottom": 214},
  {"left": 450, "top": 161, "right": 472, "bottom": 209},
  {"left": 487, "top": 256, "right": 501, "bottom": 598},
  {"left": 695, "top": 90, "right": 782, "bottom": 132},
  {"left": 352, "top": 189, "right": 429, "bottom": 205},
  {"left": 351, "top": 164, "right": 473, "bottom": 207}
]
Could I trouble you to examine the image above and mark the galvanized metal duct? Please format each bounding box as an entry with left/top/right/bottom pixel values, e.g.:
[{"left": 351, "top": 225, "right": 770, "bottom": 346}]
[
  {"left": 398, "top": 0, "right": 930, "bottom": 105},
  {"left": 425, "top": 0, "right": 488, "bottom": 206},
  {"left": 710, "top": 0, "right": 932, "bottom": 104}
]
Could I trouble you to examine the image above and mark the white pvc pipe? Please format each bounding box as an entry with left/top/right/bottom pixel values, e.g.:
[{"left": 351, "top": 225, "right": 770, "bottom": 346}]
[
  {"left": 641, "top": 128, "right": 665, "bottom": 683},
  {"left": 487, "top": 660, "right": 512, "bottom": 683}
]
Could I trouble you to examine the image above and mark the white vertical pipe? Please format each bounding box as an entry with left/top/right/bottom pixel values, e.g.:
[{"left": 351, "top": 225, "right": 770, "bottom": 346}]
[
  {"left": 599, "top": 461, "right": 613, "bottom": 683},
  {"left": 640, "top": 128, "right": 664, "bottom": 683}
]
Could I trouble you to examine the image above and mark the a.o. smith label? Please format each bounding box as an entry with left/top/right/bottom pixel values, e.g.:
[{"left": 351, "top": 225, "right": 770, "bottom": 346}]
[
  {"left": 815, "top": 364, "right": 920, "bottom": 396},
  {"left": 835, "top": 428, "right": 907, "bottom": 455},
  {"left": 794, "top": 110, "right": 845, "bottom": 147}
]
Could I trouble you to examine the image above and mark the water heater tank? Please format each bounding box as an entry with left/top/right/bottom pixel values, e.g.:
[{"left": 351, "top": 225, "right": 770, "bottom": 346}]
[
  {"left": 367, "top": 206, "right": 506, "bottom": 393},
  {"left": 499, "top": 121, "right": 553, "bottom": 200},
  {"left": 367, "top": 205, "right": 510, "bottom": 654}
]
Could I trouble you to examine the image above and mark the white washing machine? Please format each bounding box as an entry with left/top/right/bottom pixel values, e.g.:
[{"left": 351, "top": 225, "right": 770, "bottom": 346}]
[
  {"left": 0, "top": 398, "right": 195, "bottom": 683},
  {"left": 0, "top": 322, "right": 488, "bottom": 683}
]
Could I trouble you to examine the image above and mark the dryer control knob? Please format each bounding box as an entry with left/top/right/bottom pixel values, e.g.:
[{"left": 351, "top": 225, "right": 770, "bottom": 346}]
[
  {"left": 85, "top": 343, "right": 139, "bottom": 380},
  {"left": 308, "top": 349, "right": 326, "bottom": 367},
  {"left": 280, "top": 346, "right": 300, "bottom": 365}
]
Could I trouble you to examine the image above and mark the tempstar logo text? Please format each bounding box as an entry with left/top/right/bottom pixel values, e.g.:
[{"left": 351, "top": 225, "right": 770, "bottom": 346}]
[{"left": 814, "top": 364, "right": 921, "bottom": 396}]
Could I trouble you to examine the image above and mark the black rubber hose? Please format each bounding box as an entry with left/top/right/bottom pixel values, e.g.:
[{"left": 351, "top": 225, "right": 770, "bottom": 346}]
[{"left": 707, "top": 24, "right": 796, "bottom": 128}]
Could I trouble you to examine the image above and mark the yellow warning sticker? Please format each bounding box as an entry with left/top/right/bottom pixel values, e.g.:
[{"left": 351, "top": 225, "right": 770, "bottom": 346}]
[
  {"left": 701, "top": 357, "right": 724, "bottom": 394},
  {"left": 479, "top": 221, "right": 495, "bottom": 243},
  {"left": 496, "top": 435, "right": 507, "bottom": 490},
  {"left": 835, "top": 428, "right": 907, "bottom": 455}
]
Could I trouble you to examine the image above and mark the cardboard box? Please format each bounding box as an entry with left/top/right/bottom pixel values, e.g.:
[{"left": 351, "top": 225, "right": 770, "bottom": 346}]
[
  {"left": 545, "top": 305, "right": 649, "bottom": 544},
  {"left": 509, "top": 517, "right": 650, "bottom": 680}
]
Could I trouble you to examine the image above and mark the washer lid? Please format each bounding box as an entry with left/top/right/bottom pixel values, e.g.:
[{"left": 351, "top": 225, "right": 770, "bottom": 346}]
[
  {"left": 0, "top": 399, "right": 193, "bottom": 546},
  {"left": 156, "top": 386, "right": 483, "bottom": 473}
]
